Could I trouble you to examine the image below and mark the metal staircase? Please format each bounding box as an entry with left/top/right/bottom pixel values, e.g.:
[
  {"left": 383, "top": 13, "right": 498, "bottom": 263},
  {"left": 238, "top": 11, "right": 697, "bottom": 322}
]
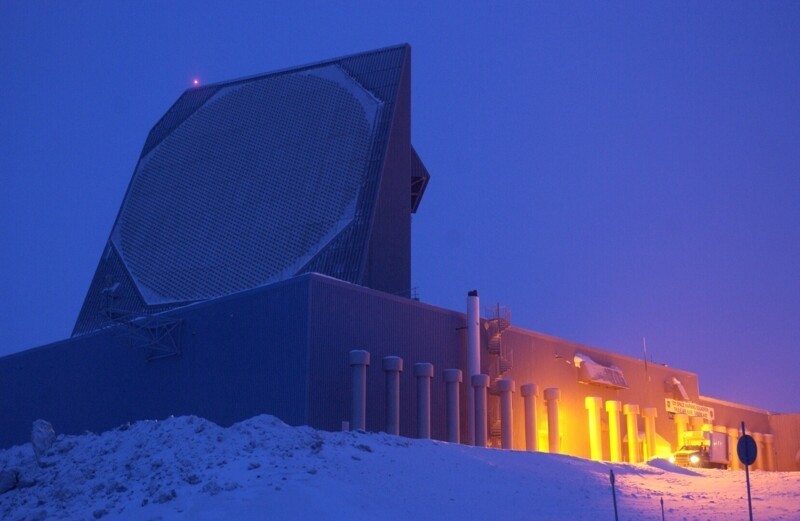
[
  {"left": 485, "top": 303, "right": 512, "bottom": 376},
  {"left": 484, "top": 304, "right": 512, "bottom": 444}
]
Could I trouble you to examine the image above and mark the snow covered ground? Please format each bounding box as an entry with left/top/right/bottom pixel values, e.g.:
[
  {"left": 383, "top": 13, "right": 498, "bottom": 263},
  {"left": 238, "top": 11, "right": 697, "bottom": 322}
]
[{"left": 1, "top": 415, "right": 798, "bottom": 521}]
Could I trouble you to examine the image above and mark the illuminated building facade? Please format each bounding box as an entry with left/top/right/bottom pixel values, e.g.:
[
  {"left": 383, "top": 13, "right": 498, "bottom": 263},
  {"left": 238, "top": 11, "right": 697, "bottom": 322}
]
[{"left": 1, "top": 45, "right": 798, "bottom": 471}]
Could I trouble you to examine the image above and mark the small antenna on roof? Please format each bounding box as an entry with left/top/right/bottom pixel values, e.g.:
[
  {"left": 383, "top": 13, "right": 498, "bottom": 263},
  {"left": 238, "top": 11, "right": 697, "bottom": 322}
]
[{"left": 643, "top": 336, "right": 649, "bottom": 377}]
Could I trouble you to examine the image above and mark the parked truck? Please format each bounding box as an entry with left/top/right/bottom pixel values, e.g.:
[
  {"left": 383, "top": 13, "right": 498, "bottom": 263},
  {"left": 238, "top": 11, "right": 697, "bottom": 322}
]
[{"left": 669, "top": 430, "right": 728, "bottom": 469}]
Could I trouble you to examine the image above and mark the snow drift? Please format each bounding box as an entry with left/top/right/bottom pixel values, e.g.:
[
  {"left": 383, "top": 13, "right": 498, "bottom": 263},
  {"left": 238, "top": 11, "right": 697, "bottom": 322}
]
[{"left": 1, "top": 415, "right": 798, "bottom": 520}]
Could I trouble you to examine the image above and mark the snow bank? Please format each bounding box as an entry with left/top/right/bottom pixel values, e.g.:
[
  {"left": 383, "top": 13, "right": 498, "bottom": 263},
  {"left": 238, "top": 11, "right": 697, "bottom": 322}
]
[{"left": 1, "top": 415, "right": 798, "bottom": 520}]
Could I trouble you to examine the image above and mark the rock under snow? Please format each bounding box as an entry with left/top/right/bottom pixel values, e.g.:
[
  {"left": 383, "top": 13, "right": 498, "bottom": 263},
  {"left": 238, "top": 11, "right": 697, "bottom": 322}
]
[
  {"left": 30, "top": 420, "right": 55, "bottom": 464},
  {"left": 0, "top": 469, "right": 18, "bottom": 495}
]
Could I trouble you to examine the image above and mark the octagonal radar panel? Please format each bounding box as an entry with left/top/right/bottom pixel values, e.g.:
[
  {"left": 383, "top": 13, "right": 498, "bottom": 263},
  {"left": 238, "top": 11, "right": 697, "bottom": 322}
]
[
  {"left": 113, "top": 66, "right": 380, "bottom": 304},
  {"left": 74, "top": 44, "right": 428, "bottom": 335}
]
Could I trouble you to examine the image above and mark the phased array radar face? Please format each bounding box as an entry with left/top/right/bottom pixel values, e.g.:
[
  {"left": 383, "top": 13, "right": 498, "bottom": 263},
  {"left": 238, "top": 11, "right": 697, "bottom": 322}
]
[
  {"left": 74, "top": 45, "right": 428, "bottom": 336},
  {"left": 115, "top": 66, "right": 380, "bottom": 304}
]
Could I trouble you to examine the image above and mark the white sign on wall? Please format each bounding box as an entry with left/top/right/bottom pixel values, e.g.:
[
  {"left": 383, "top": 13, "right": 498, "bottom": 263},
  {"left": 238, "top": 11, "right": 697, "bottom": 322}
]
[{"left": 665, "top": 399, "right": 715, "bottom": 421}]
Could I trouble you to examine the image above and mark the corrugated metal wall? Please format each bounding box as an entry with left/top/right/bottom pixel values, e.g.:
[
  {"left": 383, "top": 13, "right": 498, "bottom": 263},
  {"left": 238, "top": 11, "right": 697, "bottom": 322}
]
[
  {"left": 360, "top": 46, "right": 412, "bottom": 297},
  {"left": 494, "top": 328, "right": 707, "bottom": 458},
  {"left": 697, "top": 397, "right": 771, "bottom": 435},
  {"left": 0, "top": 276, "right": 312, "bottom": 448},
  {"left": 769, "top": 413, "right": 800, "bottom": 471},
  {"left": 3, "top": 272, "right": 782, "bottom": 472},
  {"left": 304, "top": 276, "right": 776, "bottom": 465},
  {"left": 306, "top": 275, "right": 465, "bottom": 440}
]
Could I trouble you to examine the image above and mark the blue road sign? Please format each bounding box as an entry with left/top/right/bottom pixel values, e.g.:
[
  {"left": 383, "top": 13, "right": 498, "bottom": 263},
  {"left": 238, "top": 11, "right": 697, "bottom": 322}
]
[{"left": 737, "top": 434, "right": 758, "bottom": 466}]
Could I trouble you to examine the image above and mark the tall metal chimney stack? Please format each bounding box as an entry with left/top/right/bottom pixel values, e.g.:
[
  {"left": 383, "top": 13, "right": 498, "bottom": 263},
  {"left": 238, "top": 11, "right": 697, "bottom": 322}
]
[{"left": 466, "top": 289, "right": 480, "bottom": 445}]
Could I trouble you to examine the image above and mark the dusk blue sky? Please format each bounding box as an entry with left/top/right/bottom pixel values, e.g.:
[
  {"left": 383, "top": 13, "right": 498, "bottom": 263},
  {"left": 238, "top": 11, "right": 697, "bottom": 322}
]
[{"left": 2, "top": 2, "right": 798, "bottom": 413}]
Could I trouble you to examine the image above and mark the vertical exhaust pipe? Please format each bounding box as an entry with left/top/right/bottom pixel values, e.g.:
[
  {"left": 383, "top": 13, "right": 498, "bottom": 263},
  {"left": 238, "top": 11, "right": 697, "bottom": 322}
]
[
  {"left": 466, "top": 290, "right": 480, "bottom": 445},
  {"left": 624, "top": 403, "right": 640, "bottom": 463},
  {"left": 414, "top": 363, "right": 434, "bottom": 439},
  {"left": 349, "top": 350, "right": 370, "bottom": 432},
  {"left": 521, "top": 383, "right": 539, "bottom": 452},
  {"left": 497, "top": 378, "right": 515, "bottom": 449},
  {"left": 585, "top": 396, "right": 603, "bottom": 461},
  {"left": 472, "top": 374, "right": 490, "bottom": 447},
  {"left": 382, "top": 356, "right": 403, "bottom": 435},
  {"left": 544, "top": 387, "right": 562, "bottom": 454},
  {"left": 606, "top": 400, "right": 623, "bottom": 462},
  {"left": 727, "top": 428, "right": 741, "bottom": 470},
  {"left": 444, "top": 369, "right": 463, "bottom": 443},
  {"left": 642, "top": 407, "right": 658, "bottom": 460}
]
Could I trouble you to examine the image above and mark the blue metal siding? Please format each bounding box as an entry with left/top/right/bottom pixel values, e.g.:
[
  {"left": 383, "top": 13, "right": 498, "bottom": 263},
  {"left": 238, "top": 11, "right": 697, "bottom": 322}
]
[
  {"left": 0, "top": 276, "right": 312, "bottom": 448},
  {"left": 362, "top": 47, "right": 412, "bottom": 296},
  {"left": 4, "top": 274, "right": 772, "bottom": 454},
  {"left": 306, "top": 275, "right": 466, "bottom": 440}
]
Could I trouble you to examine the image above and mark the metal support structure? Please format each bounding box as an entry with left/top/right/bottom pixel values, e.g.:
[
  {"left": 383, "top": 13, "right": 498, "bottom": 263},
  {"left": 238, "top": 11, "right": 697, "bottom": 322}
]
[
  {"left": 105, "top": 306, "right": 183, "bottom": 361},
  {"left": 742, "top": 422, "right": 754, "bottom": 521}
]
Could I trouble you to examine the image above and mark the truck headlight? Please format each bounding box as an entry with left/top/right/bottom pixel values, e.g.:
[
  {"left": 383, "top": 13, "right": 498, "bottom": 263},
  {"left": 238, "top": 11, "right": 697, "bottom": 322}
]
[
  {"left": 689, "top": 455, "right": 700, "bottom": 465},
  {"left": 669, "top": 455, "right": 675, "bottom": 464}
]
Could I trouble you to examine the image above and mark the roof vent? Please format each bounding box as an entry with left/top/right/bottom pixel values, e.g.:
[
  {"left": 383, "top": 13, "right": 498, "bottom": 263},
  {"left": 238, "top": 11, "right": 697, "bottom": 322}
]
[{"left": 574, "top": 353, "right": 629, "bottom": 389}]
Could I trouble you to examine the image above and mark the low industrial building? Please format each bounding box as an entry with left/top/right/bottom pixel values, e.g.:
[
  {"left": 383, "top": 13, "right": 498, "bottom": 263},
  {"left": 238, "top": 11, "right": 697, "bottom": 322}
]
[{"left": 2, "top": 45, "right": 798, "bottom": 471}]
